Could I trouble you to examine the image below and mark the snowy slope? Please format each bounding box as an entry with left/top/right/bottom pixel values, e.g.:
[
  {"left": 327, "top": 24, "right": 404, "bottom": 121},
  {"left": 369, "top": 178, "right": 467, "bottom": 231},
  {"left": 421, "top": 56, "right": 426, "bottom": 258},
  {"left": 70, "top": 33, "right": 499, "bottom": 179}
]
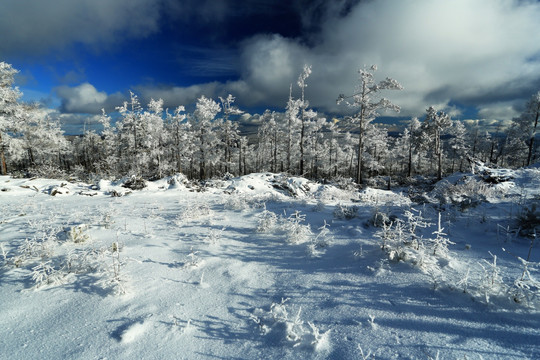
[{"left": 0, "top": 172, "right": 539, "bottom": 359}]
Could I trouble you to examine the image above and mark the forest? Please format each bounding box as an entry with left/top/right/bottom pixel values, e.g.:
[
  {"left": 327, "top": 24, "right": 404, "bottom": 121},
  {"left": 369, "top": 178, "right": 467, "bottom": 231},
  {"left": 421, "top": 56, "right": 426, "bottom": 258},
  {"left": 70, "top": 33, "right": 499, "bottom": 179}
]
[{"left": 1, "top": 61, "right": 540, "bottom": 185}]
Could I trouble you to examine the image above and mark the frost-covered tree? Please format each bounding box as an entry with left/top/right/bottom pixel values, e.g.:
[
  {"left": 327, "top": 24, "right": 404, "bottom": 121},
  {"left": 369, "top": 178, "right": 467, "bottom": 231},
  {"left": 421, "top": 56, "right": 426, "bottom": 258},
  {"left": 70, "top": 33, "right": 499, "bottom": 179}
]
[
  {"left": 142, "top": 98, "right": 169, "bottom": 178},
  {"left": 421, "top": 107, "right": 452, "bottom": 179},
  {"left": 165, "top": 105, "right": 190, "bottom": 174},
  {"left": 114, "top": 93, "right": 170, "bottom": 178},
  {"left": 325, "top": 118, "right": 341, "bottom": 177},
  {"left": 394, "top": 117, "right": 422, "bottom": 177},
  {"left": 511, "top": 91, "right": 540, "bottom": 166},
  {"left": 363, "top": 123, "right": 389, "bottom": 177},
  {"left": 192, "top": 95, "right": 221, "bottom": 179},
  {"left": 297, "top": 64, "right": 312, "bottom": 175},
  {"left": 285, "top": 85, "right": 302, "bottom": 174},
  {"left": 218, "top": 94, "right": 243, "bottom": 175},
  {"left": 115, "top": 91, "right": 144, "bottom": 175},
  {"left": 96, "top": 109, "right": 119, "bottom": 177},
  {"left": 337, "top": 65, "right": 402, "bottom": 184},
  {"left": 448, "top": 120, "right": 469, "bottom": 172},
  {"left": 0, "top": 62, "right": 22, "bottom": 174}
]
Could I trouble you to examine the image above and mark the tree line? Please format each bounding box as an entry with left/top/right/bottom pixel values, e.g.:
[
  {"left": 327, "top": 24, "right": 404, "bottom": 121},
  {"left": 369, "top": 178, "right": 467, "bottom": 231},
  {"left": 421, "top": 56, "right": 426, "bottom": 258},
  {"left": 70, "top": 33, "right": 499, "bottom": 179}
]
[{"left": 1, "top": 61, "right": 539, "bottom": 184}]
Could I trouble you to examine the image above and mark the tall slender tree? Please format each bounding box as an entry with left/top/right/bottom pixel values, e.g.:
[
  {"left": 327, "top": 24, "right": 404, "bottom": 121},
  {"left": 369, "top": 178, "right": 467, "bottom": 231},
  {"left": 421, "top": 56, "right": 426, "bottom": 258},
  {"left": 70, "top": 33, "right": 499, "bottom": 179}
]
[
  {"left": 0, "top": 62, "right": 22, "bottom": 175},
  {"left": 337, "top": 65, "right": 402, "bottom": 184},
  {"left": 297, "top": 64, "right": 312, "bottom": 175},
  {"left": 422, "top": 107, "right": 452, "bottom": 180}
]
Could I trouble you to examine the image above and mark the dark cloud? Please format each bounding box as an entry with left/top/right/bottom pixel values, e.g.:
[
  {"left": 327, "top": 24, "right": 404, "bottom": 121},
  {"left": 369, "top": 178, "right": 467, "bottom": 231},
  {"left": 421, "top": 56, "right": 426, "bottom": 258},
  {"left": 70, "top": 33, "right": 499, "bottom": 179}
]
[{"left": 0, "top": 0, "right": 163, "bottom": 57}]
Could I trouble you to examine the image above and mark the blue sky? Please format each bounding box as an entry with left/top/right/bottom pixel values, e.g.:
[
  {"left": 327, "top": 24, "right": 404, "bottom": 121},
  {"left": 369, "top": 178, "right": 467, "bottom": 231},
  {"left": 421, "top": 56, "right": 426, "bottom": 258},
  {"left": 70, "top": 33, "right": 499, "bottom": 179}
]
[{"left": 2, "top": 0, "right": 540, "bottom": 134}]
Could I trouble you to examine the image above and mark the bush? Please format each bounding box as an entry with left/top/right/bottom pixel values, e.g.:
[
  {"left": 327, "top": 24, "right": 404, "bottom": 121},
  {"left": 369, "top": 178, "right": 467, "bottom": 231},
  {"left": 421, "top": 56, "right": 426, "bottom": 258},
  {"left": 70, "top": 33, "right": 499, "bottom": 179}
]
[
  {"left": 122, "top": 175, "right": 147, "bottom": 190},
  {"left": 517, "top": 202, "right": 540, "bottom": 238},
  {"left": 333, "top": 203, "right": 358, "bottom": 220}
]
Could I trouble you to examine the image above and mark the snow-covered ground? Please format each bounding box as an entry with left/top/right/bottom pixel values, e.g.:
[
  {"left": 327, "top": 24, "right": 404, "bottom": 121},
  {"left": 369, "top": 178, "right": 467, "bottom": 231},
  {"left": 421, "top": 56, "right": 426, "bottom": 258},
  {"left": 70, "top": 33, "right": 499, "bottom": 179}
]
[{"left": 1, "top": 170, "right": 539, "bottom": 359}]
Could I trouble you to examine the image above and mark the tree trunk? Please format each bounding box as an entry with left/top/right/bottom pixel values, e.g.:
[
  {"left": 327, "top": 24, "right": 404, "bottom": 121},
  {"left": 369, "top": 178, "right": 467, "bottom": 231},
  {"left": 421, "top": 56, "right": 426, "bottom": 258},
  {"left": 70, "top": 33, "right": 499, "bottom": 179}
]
[
  {"left": 356, "top": 126, "right": 364, "bottom": 185},
  {"left": 0, "top": 133, "right": 7, "bottom": 175},
  {"left": 526, "top": 111, "right": 539, "bottom": 166}
]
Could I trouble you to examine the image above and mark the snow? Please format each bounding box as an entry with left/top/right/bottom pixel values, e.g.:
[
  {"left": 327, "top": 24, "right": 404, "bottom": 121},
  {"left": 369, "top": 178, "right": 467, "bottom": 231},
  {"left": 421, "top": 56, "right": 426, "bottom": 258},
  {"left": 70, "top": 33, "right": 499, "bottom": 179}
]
[{"left": 1, "top": 172, "right": 539, "bottom": 359}]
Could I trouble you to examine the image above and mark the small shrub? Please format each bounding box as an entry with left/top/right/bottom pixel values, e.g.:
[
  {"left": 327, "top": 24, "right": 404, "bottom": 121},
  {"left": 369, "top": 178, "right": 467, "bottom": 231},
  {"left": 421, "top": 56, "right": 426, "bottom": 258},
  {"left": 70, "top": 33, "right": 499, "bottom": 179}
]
[
  {"left": 31, "top": 261, "right": 67, "bottom": 288},
  {"left": 283, "top": 211, "right": 312, "bottom": 244},
  {"left": 307, "top": 221, "right": 332, "bottom": 257},
  {"left": 122, "top": 176, "right": 147, "bottom": 190},
  {"left": 517, "top": 202, "right": 540, "bottom": 238},
  {"left": 251, "top": 298, "right": 330, "bottom": 350},
  {"left": 334, "top": 203, "right": 358, "bottom": 220},
  {"left": 256, "top": 206, "right": 279, "bottom": 233},
  {"left": 68, "top": 224, "right": 90, "bottom": 243}
]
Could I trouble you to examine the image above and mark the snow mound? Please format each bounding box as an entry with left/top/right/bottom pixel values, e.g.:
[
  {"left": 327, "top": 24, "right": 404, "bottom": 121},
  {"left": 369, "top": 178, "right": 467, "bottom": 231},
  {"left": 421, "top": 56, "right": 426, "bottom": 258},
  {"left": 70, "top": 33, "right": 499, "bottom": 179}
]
[
  {"left": 359, "top": 187, "right": 411, "bottom": 206},
  {"left": 224, "top": 173, "right": 313, "bottom": 198},
  {"left": 430, "top": 166, "right": 540, "bottom": 205},
  {"left": 222, "top": 173, "right": 359, "bottom": 202},
  {"left": 119, "top": 321, "right": 147, "bottom": 344}
]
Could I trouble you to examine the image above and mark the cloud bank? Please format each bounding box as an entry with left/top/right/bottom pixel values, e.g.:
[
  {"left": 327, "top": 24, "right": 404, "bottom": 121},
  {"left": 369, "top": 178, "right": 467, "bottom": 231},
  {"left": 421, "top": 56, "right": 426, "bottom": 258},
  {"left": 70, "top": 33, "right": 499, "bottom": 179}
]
[
  {"left": 4, "top": 0, "right": 540, "bottom": 126},
  {"left": 139, "top": 0, "right": 540, "bottom": 121},
  {"left": 0, "top": 0, "right": 162, "bottom": 56}
]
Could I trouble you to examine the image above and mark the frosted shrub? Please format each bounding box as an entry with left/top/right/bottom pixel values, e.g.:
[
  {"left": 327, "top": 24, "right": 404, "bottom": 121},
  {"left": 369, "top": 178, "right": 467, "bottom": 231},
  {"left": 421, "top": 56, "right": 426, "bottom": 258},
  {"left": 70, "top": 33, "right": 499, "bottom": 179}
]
[
  {"left": 184, "top": 247, "right": 201, "bottom": 268},
  {"left": 334, "top": 176, "right": 356, "bottom": 191},
  {"left": 66, "top": 247, "right": 103, "bottom": 273},
  {"left": 16, "top": 236, "right": 55, "bottom": 262},
  {"left": 31, "top": 261, "right": 67, "bottom": 288},
  {"left": 474, "top": 252, "right": 508, "bottom": 305},
  {"left": 99, "top": 242, "right": 127, "bottom": 295},
  {"left": 204, "top": 227, "right": 225, "bottom": 244},
  {"left": 433, "top": 176, "right": 495, "bottom": 210},
  {"left": 375, "top": 210, "right": 447, "bottom": 274},
  {"left": 312, "top": 200, "right": 326, "bottom": 212},
  {"left": 68, "top": 224, "right": 90, "bottom": 243},
  {"left": 223, "top": 194, "right": 249, "bottom": 210},
  {"left": 284, "top": 211, "right": 313, "bottom": 244},
  {"left": 99, "top": 210, "right": 115, "bottom": 229},
  {"left": 256, "top": 205, "right": 279, "bottom": 233},
  {"left": 516, "top": 202, "right": 540, "bottom": 238},
  {"left": 370, "top": 208, "right": 391, "bottom": 227},
  {"left": 504, "top": 240, "right": 540, "bottom": 308},
  {"left": 251, "top": 298, "right": 330, "bottom": 350},
  {"left": 428, "top": 213, "right": 455, "bottom": 257},
  {"left": 176, "top": 203, "right": 213, "bottom": 224},
  {"left": 509, "top": 261, "right": 540, "bottom": 308},
  {"left": 307, "top": 221, "right": 332, "bottom": 258},
  {"left": 334, "top": 203, "right": 358, "bottom": 220}
]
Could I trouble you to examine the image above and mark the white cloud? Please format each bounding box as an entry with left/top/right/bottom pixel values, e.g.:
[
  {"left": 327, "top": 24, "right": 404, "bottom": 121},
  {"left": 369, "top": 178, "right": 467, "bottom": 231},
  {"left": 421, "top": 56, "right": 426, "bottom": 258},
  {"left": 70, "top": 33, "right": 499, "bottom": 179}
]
[
  {"left": 55, "top": 83, "right": 123, "bottom": 114},
  {"left": 477, "top": 102, "right": 521, "bottom": 122},
  {"left": 29, "top": 0, "right": 539, "bottom": 124},
  {"left": 463, "top": 118, "right": 511, "bottom": 132},
  {"left": 231, "top": 0, "right": 540, "bottom": 118}
]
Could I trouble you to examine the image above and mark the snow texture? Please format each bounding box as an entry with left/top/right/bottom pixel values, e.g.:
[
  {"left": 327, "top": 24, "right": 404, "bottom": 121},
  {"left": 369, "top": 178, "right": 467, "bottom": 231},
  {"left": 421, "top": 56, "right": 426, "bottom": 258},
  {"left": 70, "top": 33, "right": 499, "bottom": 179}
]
[{"left": 1, "top": 170, "right": 539, "bottom": 359}]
